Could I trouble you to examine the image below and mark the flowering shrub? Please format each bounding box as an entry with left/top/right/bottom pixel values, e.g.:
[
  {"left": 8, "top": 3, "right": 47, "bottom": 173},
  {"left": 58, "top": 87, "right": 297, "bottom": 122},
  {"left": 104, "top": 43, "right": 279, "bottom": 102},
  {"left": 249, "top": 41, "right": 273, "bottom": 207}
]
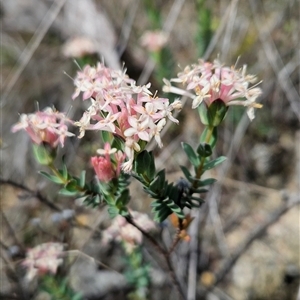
[{"left": 13, "top": 58, "right": 261, "bottom": 298}]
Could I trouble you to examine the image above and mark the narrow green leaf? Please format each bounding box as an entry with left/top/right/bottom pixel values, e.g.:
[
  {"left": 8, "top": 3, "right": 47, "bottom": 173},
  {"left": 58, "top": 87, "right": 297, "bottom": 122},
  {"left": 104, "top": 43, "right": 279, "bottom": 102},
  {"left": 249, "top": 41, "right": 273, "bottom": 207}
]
[
  {"left": 181, "top": 142, "right": 200, "bottom": 167},
  {"left": 203, "top": 156, "right": 226, "bottom": 171},
  {"left": 32, "top": 144, "right": 54, "bottom": 165},
  {"left": 192, "top": 188, "right": 208, "bottom": 193},
  {"left": 207, "top": 99, "right": 228, "bottom": 127},
  {"left": 79, "top": 170, "right": 86, "bottom": 188},
  {"left": 180, "top": 165, "right": 192, "bottom": 181},
  {"left": 59, "top": 188, "right": 78, "bottom": 196},
  {"left": 135, "top": 150, "right": 151, "bottom": 177},
  {"left": 101, "top": 130, "right": 112, "bottom": 143},
  {"left": 198, "top": 178, "right": 217, "bottom": 186},
  {"left": 147, "top": 151, "right": 156, "bottom": 181},
  {"left": 150, "top": 201, "right": 162, "bottom": 208},
  {"left": 108, "top": 206, "right": 119, "bottom": 218},
  {"left": 198, "top": 103, "right": 209, "bottom": 125},
  {"left": 61, "top": 155, "right": 68, "bottom": 180},
  {"left": 39, "top": 171, "right": 65, "bottom": 184}
]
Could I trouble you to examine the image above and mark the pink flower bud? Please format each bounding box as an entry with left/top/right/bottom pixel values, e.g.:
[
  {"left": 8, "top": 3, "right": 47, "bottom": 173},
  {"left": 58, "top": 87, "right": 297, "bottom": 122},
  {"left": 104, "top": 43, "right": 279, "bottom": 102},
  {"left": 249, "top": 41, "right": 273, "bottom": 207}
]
[{"left": 91, "top": 156, "right": 115, "bottom": 182}]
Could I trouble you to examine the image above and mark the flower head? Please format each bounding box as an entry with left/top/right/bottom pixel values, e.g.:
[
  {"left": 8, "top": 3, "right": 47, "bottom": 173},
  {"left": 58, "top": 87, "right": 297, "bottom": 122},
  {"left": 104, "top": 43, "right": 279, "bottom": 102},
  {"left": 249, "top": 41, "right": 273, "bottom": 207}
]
[
  {"left": 163, "top": 59, "right": 262, "bottom": 120},
  {"left": 22, "top": 243, "right": 64, "bottom": 281},
  {"left": 73, "top": 63, "right": 181, "bottom": 171},
  {"left": 12, "top": 107, "right": 74, "bottom": 147},
  {"left": 101, "top": 210, "right": 156, "bottom": 254}
]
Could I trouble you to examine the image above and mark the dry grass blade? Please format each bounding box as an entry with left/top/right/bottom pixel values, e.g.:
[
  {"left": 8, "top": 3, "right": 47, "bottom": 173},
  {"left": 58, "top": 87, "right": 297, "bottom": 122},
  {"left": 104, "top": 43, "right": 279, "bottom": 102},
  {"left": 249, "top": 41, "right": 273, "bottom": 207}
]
[
  {"left": 1, "top": 0, "right": 67, "bottom": 108},
  {"left": 249, "top": 0, "right": 300, "bottom": 121}
]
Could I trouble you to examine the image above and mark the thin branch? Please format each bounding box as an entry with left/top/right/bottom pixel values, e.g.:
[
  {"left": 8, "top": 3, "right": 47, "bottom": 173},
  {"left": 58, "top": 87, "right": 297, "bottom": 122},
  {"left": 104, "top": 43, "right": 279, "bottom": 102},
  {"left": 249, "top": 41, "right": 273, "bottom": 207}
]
[
  {"left": 0, "top": 178, "right": 102, "bottom": 234},
  {"left": 125, "top": 215, "right": 186, "bottom": 300},
  {"left": 0, "top": 178, "right": 61, "bottom": 211}
]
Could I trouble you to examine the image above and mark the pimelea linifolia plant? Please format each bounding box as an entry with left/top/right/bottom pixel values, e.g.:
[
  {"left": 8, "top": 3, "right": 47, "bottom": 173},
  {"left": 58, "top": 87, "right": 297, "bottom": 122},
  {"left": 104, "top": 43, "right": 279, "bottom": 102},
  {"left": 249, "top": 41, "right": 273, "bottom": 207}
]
[{"left": 12, "top": 58, "right": 262, "bottom": 297}]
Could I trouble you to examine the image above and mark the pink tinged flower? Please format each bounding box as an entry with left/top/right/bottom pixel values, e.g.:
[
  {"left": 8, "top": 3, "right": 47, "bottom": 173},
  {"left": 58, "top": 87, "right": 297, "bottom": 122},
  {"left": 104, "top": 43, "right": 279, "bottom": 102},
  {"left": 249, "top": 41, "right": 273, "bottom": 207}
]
[
  {"left": 22, "top": 243, "right": 64, "bottom": 281},
  {"left": 97, "top": 142, "right": 117, "bottom": 157},
  {"left": 163, "top": 59, "right": 263, "bottom": 120},
  {"left": 122, "top": 138, "right": 140, "bottom": 172},
  {"left": 124, "top": 116, "right": 151, "bottom": 142},
  {"left": 150, "top": 118, "right": 166, "bottom": 148},
  {"left": 12, "top": 107, "right": 74, "bottom": 148},
  {"left": 192, "top": 84, "right": 211, "bottom": 109},
  {"left": 91, "top": 155, "right": 115, "bottom": 182},
  {"left": 101, "top": 211, "right": 156, "bottom": 254}
]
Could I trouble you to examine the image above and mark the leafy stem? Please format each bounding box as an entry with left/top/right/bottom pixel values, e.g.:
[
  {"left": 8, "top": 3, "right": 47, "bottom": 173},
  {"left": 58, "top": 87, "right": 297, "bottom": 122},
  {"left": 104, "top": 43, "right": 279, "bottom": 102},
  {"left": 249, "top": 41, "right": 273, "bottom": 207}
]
[{"left": 194, "top": 125, "right": 215, "bottom": 183}]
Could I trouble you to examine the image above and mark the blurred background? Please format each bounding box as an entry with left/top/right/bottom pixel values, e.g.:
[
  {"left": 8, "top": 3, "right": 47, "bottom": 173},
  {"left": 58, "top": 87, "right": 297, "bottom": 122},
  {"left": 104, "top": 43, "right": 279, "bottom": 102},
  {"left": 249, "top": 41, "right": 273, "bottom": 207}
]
[{"left": 1, "top": 0, "right": 299, "bottom": 299}]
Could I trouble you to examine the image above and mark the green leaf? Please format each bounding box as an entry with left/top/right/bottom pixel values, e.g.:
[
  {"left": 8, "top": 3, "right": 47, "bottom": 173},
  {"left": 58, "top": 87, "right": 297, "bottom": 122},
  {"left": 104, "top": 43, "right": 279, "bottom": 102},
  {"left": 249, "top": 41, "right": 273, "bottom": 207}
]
[
  {"left": 162, "top": 198, "right": 184, "bottom": 219},
  {"left": 39, "top": 171, "right": 65, "bottom": 184},
  {"left": 150, "top": 201, "right": 163, "bottom": 208},
  {"left": 147, "top": 151, "right": 156, "bottom": 180},
  {"left": 203, "top": 156, "right": 226, "bottom": 171},
  {"left": 59, "top": 188, "right": 78, "bottom": 196},
  {"left": 155, "top": 169, "right": 166, "bottom": 190},
  {"left": 61, "top": 155, "right": 68, "bottom": 180},
  {"left": 198, "top": 178, "right": 217, "bottom": 187},
  {"left": 198, "top": 103, "right": 209, "bottom": 125},
  {"left": 135, "top": 150, "right": 153, "bottom": 181},
  {"left": 79, "top": 170, "right": 86, "bottom": 188},
  {"left": 192, "top": 188, "right": 209, "bottom": 193},
  {"left": 108, "top": 206, "right": 119, "bottom": 218},
  {"left": 181, "top": 142, "right": 200, "bottom": 167},
  {"left": 155, "top": 208, "right": 172, "bottom": 223},
  {"left": 207, "top": 99, "right": 228, "bottom": 127},
  {"left": 101, "top": 130, "right": 112, "bottom": 143},
  {"left": 65, "top": 179, "right": 79, "bottom": 192},
  {"left": 180, "top": 165, "right": 192, "bottom": 181},
  {"left": 32, "top": 144, "right": 54, "bottom": 165},
  {"left": 149, "top": 176, "right": 160, "bottom": 191},
  {"left": 115, "top": 189, "right": 130, "bottom": 207}
]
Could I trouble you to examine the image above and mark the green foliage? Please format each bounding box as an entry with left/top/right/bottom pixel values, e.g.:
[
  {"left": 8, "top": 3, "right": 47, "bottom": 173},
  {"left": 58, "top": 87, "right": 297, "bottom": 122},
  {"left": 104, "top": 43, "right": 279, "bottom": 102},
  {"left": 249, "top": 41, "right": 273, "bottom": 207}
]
[
  {"left": 33, "top": 144, "right": 55, "bottom": 165},
  {"left": 203, "top": 156, "right": 227, "bottom": 171},
  {"left": 134, "top": 151, "right": 156, "bottom": 183},
  {"left": 134, "top": 149, "right": 219, "bottom": 222},
  {"left": 124, "top": 246, "right": 150, "bottom": 300},
  {"left": 102, "top": 172, "right": 131, "bottom": 218},
  {"left": 198, "top": 100, "right": 228, "bottom": 127},
  {"left": 40, "top": 275, "right": 82, "bottom": 300},
  {"left": 182, "top": 142, "right": 200, "bottom": 167},
  {"left": 39, "top": 171, "right": 65, "bottom": 184}
]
